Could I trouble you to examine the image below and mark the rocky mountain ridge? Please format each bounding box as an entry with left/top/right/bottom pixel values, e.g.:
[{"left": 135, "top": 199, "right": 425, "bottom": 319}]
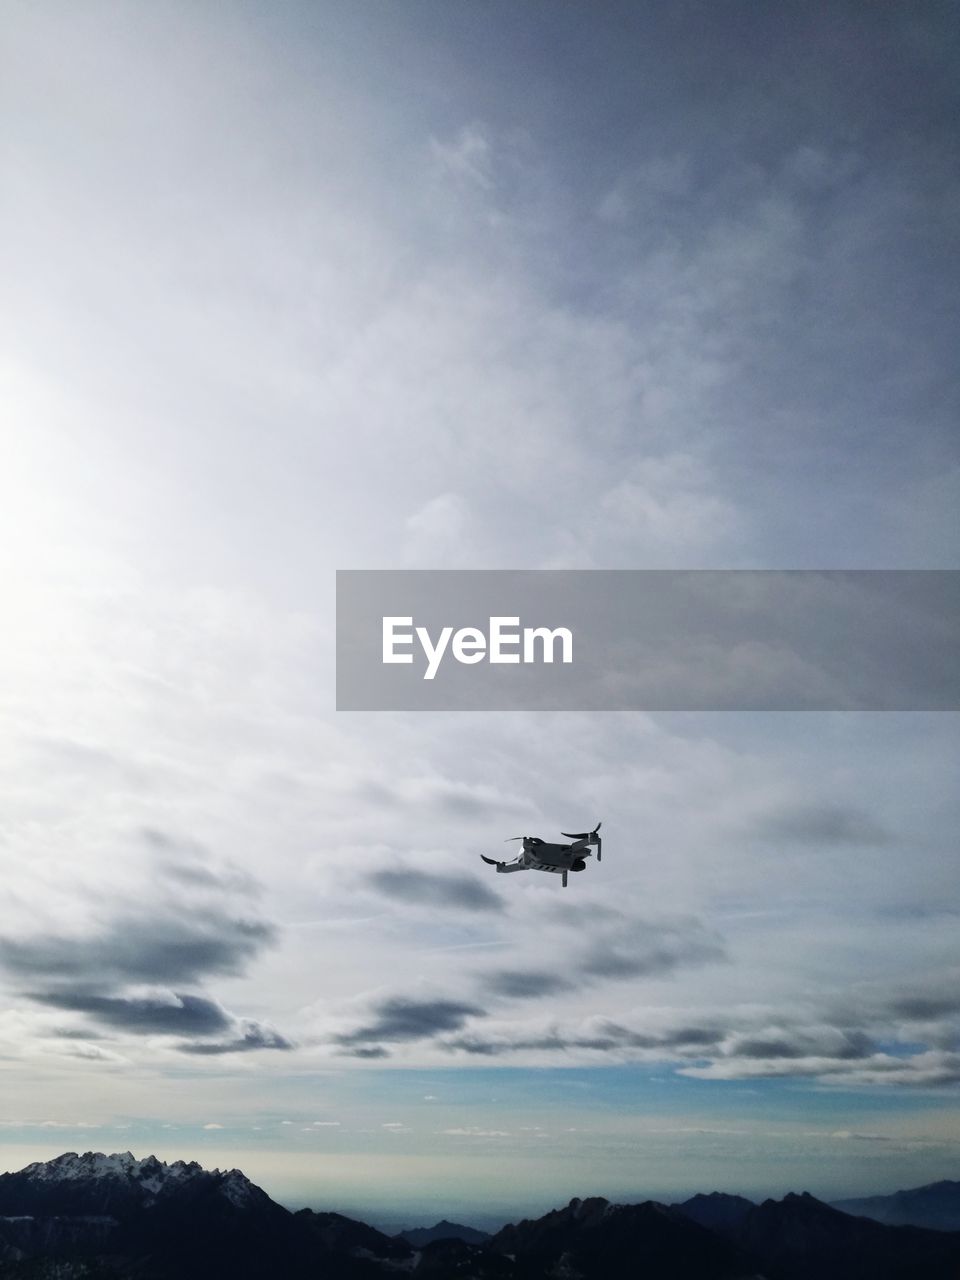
[{"left": 1, "top": 1152, "right": 959, "bottom": 1279}]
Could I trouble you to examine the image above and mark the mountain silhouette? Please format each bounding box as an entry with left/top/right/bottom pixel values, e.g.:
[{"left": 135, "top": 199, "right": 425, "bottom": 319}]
[
  {"left": 2, "top": 1152, "right": 960, "bottom": 1278},
  {"left": 831, "top": 1179, "right": 960, "bottom": 1232},
  {"left": 731, "top": 1191, "right": 960, "bottom": 1280},
  {"left": 400, "top": 1218, "right": 491, "bottom": 1246},
  {"left": 488, "top": 1195, "right": 759, "bottom": 1277},
  {"left": 675, "top": 1190, "right": 755, "bottom": 1233}
]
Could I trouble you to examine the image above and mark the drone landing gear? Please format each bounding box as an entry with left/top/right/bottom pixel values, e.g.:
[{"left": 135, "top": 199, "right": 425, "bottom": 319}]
[{"left": 562, "top": 870, "right": 568, "bottom": 888}]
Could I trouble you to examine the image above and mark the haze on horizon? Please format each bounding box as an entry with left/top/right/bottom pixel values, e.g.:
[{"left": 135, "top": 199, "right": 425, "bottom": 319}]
[{"left": 1, "top": 0, "right": 958, "bottom": 1221}]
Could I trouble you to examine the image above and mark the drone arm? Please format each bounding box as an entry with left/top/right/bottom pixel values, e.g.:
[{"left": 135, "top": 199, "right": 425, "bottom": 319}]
[
  {"left": 564, "top": 835, "right": 589, "bottom": 853},
  {"left": 481, "top": 855, "right": 525, "bottom": 873},
  {"left": 561, "top": 823, "right": 602, "bottom": 859}
]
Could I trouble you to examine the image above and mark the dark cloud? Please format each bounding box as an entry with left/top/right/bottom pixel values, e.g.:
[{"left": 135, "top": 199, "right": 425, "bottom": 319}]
[
  {"left": 754, "top": 802, "right": 891, "bottom": 846},
  {"left": 177, "top": 1023, "right": 293, "bottom": 1054},
  {"left": 33, "top": 992, "right": 293, "bottom": 1054},
  {"left": 143, "top": 828, "right": 261, "bottom": 896},
  {"left": 354, "top": 780, "right": 400, "bottom": 808},
  {"left": 444, "top": 1034, "right": 565, "bottom": 1057},
  {"left": 728, "top": 1037, "right": 809, "bottom": 1060},
  {"left": 826, "top": 978, "right": 960, "bottom": 1029},
  {"left": 483, "top": 912, "right": 727, "bottom": 1006},
  {"left": 158, "top": 862, "right": 259, "bottom": 895},
  {"left": 4, "top": 846, "right": 290, "bottom": 1053},
  {"left": 726, "top": 1028, "right": 875, "bottom": 1061},
  {"left": 684, "top": 1048, "right": 960, "bottom": 1087},
  {"left": 444, "top": 1021, "right": 724, "bottom": 1058},
  {"left": 847, "top": 1054, "right": 960, "bottom": 1087},
  {"left": 433, "top": 789, "right": 499, "bottom": 819},
  {"left": 366, "top": 868, "right": 503, "bottom": 913},
  {"left": 659, "top": 1025, "right": 723, "bottom": 1048},
  {"left": 335, "top": 996, "right": 485, "bottom": 1046},
  {"left": 0, "top": 912, "right": 276, "bottom": 988},
  {"left": 886, "top": 994, "right": 960, "bottom": 1021},
  {"left": 142, "top": 828, "right": 193, "bottom": 853},
  {"left": 29, "top": 991, "right": 234, "bottom": 1036},
  {"left": 486, "top": 970, "right": 575, "bottom": 999},
  {"left": 440, "top": 966, "right": 960, "bottom": 1086},
  {"left": 337, "top": 1045, "right": 391, "bottom": 1059},
  {"left": 581, "top": 918, "right": 726, "bottom": 980},
  {"left": 48, "top": 1027, "right": 108, "bottom": 1041}
]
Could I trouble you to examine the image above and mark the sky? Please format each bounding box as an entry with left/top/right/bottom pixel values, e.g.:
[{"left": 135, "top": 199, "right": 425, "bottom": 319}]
[{"left": 1, "top": 0, "right": 959, "bottom": 1227}]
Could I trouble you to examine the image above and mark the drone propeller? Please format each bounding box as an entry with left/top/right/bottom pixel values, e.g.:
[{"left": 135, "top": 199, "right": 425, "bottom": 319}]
[
  {"left": 560, "top": 821, "right": 602, "bottom": 839},
  {"left": 561, "top": 822, "right": 602, "bottom": 862},
  {"left": 481, "top": 854, "right": 502, "bottom": 866},
  {"left": 504, "top": 836, "right": 525, "bottom": 842}
]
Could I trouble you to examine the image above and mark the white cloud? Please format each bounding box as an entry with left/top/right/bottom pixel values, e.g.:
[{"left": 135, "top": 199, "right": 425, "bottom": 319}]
[{"left": 430, "top": 124, "right": 495, "bottom": 190}]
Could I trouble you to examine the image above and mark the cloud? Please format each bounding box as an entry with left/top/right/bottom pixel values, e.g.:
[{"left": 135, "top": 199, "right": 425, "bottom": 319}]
[
  {"left": 177, "top": 1022, "right": 293, "bottom": 1055},
  {"left": 473, "top": 909, "right": 728, "bottom": 1016},
  {"left": 29, "top": 991, "right": 235, "bottom": 1036},
  {"left": 28, "top": 990, "right": 292, "bottom": 1055},
  {"left": 361, "top": 773, "right": 522, "bottom": 819},
  {"left": 403, "top": 493, "right": 473, "bottom": 566},
  {"left": 443, "top": 1018, "right": 725, "bottom": 1059},
  {"left": 597, "top": 454, "right": 742, "bottom": 552},
  {"left": 886, "top": 993, "right": 960, "bottom": 1021},
  {"left": 0, "top": 834, "right": 292, "bottom": 1054},
  {"left": 49, "top": 1027, "right": 107, "bottom": 1041},
  {"left": 0, "top": 912, "right": 276, "bottom": 988},
  {"left": 430, "top": 123, "right": 494, "bottom": 190},
  {"left": 575, "top": 913, "right": 727, "bottom": 983},
  {"left": 486, "top": 970, "right": 576, "bottom": 999},
  {"left": 52, "top": 1042, "right": 128, "bottom": 1064},
  {"left": 834, "top": 1052, "right": 960, "bottom": 1088},
  {"left": 723, "top": 1027, "right": 875, "bottom": 1061},
  {"left": 679, "top": 1050, "right": 960, "bottom": 1087},
  {"left": 334, "top": 995, "right": 485, "bottom": 1047},
  {"left": 824, "top": 977, "right": 960, "bottom": 1042},
  {"left": 668, "top": 992, "right": 960, "bottom": 1086},
  {"left": 366, "top": 867, "right": 503, "bottom": 913},
  {"left": 752, "top": 802, "right": 891, "bottom": 846},
  {"left": 145, "top": 830, "right": 260, "bottom": 897}
]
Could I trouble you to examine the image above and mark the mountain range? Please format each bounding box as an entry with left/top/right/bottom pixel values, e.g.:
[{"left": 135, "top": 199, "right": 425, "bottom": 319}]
[
  {"left": 830, "top": 1179, "right": 960, "bottom": 1232},
  {"left": 0, "top": 1152, "right": 959, "bottom": 1279},
  {"left": 398, "top": 1219, "right": 491, "bottom": 1247}
]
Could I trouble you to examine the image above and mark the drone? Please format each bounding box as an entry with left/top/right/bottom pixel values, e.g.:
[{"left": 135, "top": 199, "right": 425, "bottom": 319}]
[{"left": 481, "top": 823, "right": 602, "bottom": 888}]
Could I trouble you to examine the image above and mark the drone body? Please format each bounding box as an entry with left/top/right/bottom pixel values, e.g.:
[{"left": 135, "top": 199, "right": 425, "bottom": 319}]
[{"left": 481, "top": 823, "right": 602, "bottom": 888}]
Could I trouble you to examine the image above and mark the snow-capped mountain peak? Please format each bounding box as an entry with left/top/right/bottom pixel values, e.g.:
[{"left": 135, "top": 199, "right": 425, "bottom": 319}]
[
  {"left": 14, "top": 1151, "right": 259, "bottom": 1208},
  {"left": 23, "top": 1151, "right": 143, "bottom": 1181}
]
